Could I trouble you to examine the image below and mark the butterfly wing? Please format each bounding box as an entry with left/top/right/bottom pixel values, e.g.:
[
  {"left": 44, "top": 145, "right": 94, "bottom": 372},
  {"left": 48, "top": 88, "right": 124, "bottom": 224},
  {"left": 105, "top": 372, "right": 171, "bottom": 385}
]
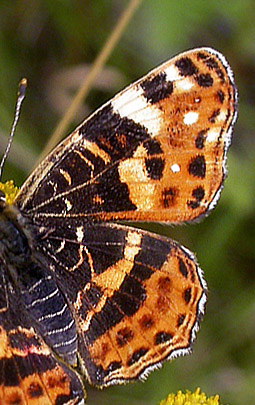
[
  {"left": 0, "top": 262, "right": 85, "bottom": 404},
  {"left": 15, "top": 48, "right": 237, "bottom": 224},
  {"left": 28, "top": 221, "right": 206, "bottom": 386}
]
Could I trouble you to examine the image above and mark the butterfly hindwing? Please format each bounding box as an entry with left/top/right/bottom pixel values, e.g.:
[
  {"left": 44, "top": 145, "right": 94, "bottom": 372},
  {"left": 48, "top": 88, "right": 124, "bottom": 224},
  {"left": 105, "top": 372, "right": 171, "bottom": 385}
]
[{"left": 33, "top": 221, "right": 206, "bottom": 386}]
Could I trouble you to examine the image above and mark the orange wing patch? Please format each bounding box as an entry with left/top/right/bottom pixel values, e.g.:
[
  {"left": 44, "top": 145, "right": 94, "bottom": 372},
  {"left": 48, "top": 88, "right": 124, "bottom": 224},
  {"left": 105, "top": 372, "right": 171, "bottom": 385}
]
[{"left": 0, "top": 325, "right": 85, "bottom": 405}]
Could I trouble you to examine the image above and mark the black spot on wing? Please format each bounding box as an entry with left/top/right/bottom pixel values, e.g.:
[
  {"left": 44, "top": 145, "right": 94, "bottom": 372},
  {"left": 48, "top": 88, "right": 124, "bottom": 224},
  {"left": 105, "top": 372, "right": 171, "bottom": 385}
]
[
  {"left": 184, "top": 288, "right": 192, "bottom": 304},
  {"left": 143, "top": 139, "right": 163, "bottom": 155},
  {"left": 197, "top": 51, "right": 208, "bottom": 61},
  {"left": 203, "top": 56, "right": 220, "bottom": 70},
  {"left": 141, "top": 72, "right": 173, "bottom": 104},
  {"left": 188, "top": 186, "right": 205, "bottom": 209},
  {"left": 157, "top": 276, "right": 172, "bottom": 294},
  {"left": 178, "top": 258, "right": 188, "bottom": 278},
  {"left": 195, "top": 129, "right": 208, "bottom": 149},
  {"left": 106, "top": 361, "right": 121, "bottom": 373},
  {"left": 127, "top": 348, "right": 148, "bottom": 366},
  {"left": 196, "top": 73, "right": 213, "bottom": 87},
  {"left": 192, "top": 186, "right": 205, "bottom": 202},
  {"left": 162, "top": 187, "right": 178, "bottom": 208},
  {"left": 217, "top": 90, "right": 225, "bottom": 103},
  {"left": 177, "top": 314, "right": 185, "bottom": 327},
  {"left": 155, "top": 331, "right": 173, "bottom": 345},
  {"left": 188, "top": 155, "right": 206, "bottom": 178},
  {"left": 28, "top": 383, "right": 43, "bottom": 398},
  {"left": 116, "top": 327, "right": 134, "bottom": 347},
  {"left": 145, "top": 157, "right": 165, "bottom": 180},
  {"left": 175, "top": 57, "right": 198, "bottom": 76},
  {"left": 197, "top": 52, "right": 226, "bottom": 82},
  {"left": 139, "top": 314, "right": 154, "bottom": 330}
]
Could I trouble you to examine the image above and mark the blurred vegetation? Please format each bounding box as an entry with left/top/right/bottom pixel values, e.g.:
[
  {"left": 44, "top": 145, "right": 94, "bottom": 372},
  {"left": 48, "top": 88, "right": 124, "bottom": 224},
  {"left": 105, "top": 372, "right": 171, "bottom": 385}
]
[{"left": 0, "top": 1, "right": 255, "bottom": 404}]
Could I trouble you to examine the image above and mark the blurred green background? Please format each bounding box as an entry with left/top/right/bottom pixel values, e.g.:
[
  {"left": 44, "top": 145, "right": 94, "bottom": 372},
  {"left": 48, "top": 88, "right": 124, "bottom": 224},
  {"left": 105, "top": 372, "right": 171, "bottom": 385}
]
[{"left": 0, "top": 1, "right": 254, "bottom": 404}]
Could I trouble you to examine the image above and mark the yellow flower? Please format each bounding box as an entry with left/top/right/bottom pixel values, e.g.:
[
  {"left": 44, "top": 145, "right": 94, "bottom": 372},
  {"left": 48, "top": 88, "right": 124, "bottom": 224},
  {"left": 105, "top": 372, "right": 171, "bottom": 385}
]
[
  {"left": 0, "top": 181, "right": 20, "bottom": 205},
  {"left": 160, "top": 388, "right": 221, "bottom": 405}
]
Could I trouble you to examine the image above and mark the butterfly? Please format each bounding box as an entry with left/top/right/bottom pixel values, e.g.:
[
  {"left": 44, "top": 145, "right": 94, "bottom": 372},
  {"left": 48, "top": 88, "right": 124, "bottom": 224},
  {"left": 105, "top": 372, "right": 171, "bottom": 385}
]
[{"left": 0, "top": 47, "right": 237, "bottom": 404}]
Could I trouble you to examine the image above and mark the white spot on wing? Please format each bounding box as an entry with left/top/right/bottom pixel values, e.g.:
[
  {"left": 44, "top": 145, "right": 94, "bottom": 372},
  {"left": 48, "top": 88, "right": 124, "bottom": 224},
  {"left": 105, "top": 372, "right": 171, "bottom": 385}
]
[
  {"left": 165, "top": 64, "right": 181, "bottom": 81},
  {"left": 76, "top": 226, "right": 84, "bottom": 243},
  {"left": 64, "top": 198, "right": 72, "bottom": 211},
  {"left": 217, "top": 110, "right": 227, "bottom": 121},
  {"left": 183, "top": 111, "right": 199, "bottom": 125},
  {"left": 175, "top": 78, "right": 194, "bottom": 91},
  {"left": 206, "top": 129, "right": 219, "bottom": 142},
  {"left": 170, "top": 163, "right": 180, "bottom": 173},
  {"left": 124, "top": 230, "right": 141, "bottom": 262},
  {"left": 111, "top": 86, "right": 162, "bottom": 136}
]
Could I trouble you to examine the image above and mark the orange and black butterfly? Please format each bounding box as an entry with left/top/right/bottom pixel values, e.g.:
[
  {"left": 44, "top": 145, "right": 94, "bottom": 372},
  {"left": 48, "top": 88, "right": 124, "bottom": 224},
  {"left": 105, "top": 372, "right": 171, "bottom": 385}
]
[{"left": 0, "top": 48, "right": 237, "bottom": 404}]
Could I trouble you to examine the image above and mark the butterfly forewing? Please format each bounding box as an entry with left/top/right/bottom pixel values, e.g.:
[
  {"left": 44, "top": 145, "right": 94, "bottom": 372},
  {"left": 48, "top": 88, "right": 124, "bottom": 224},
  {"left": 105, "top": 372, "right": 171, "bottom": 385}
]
[{"left": 16, "top": 48, "right": 237, "bottom": 224}]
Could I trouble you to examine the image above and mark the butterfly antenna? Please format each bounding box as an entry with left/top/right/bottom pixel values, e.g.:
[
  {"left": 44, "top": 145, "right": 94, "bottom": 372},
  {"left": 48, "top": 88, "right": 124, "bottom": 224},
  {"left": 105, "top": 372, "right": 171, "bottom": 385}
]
[{"left": 0, "top": 78, "right": 27, "bottom": 180}]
